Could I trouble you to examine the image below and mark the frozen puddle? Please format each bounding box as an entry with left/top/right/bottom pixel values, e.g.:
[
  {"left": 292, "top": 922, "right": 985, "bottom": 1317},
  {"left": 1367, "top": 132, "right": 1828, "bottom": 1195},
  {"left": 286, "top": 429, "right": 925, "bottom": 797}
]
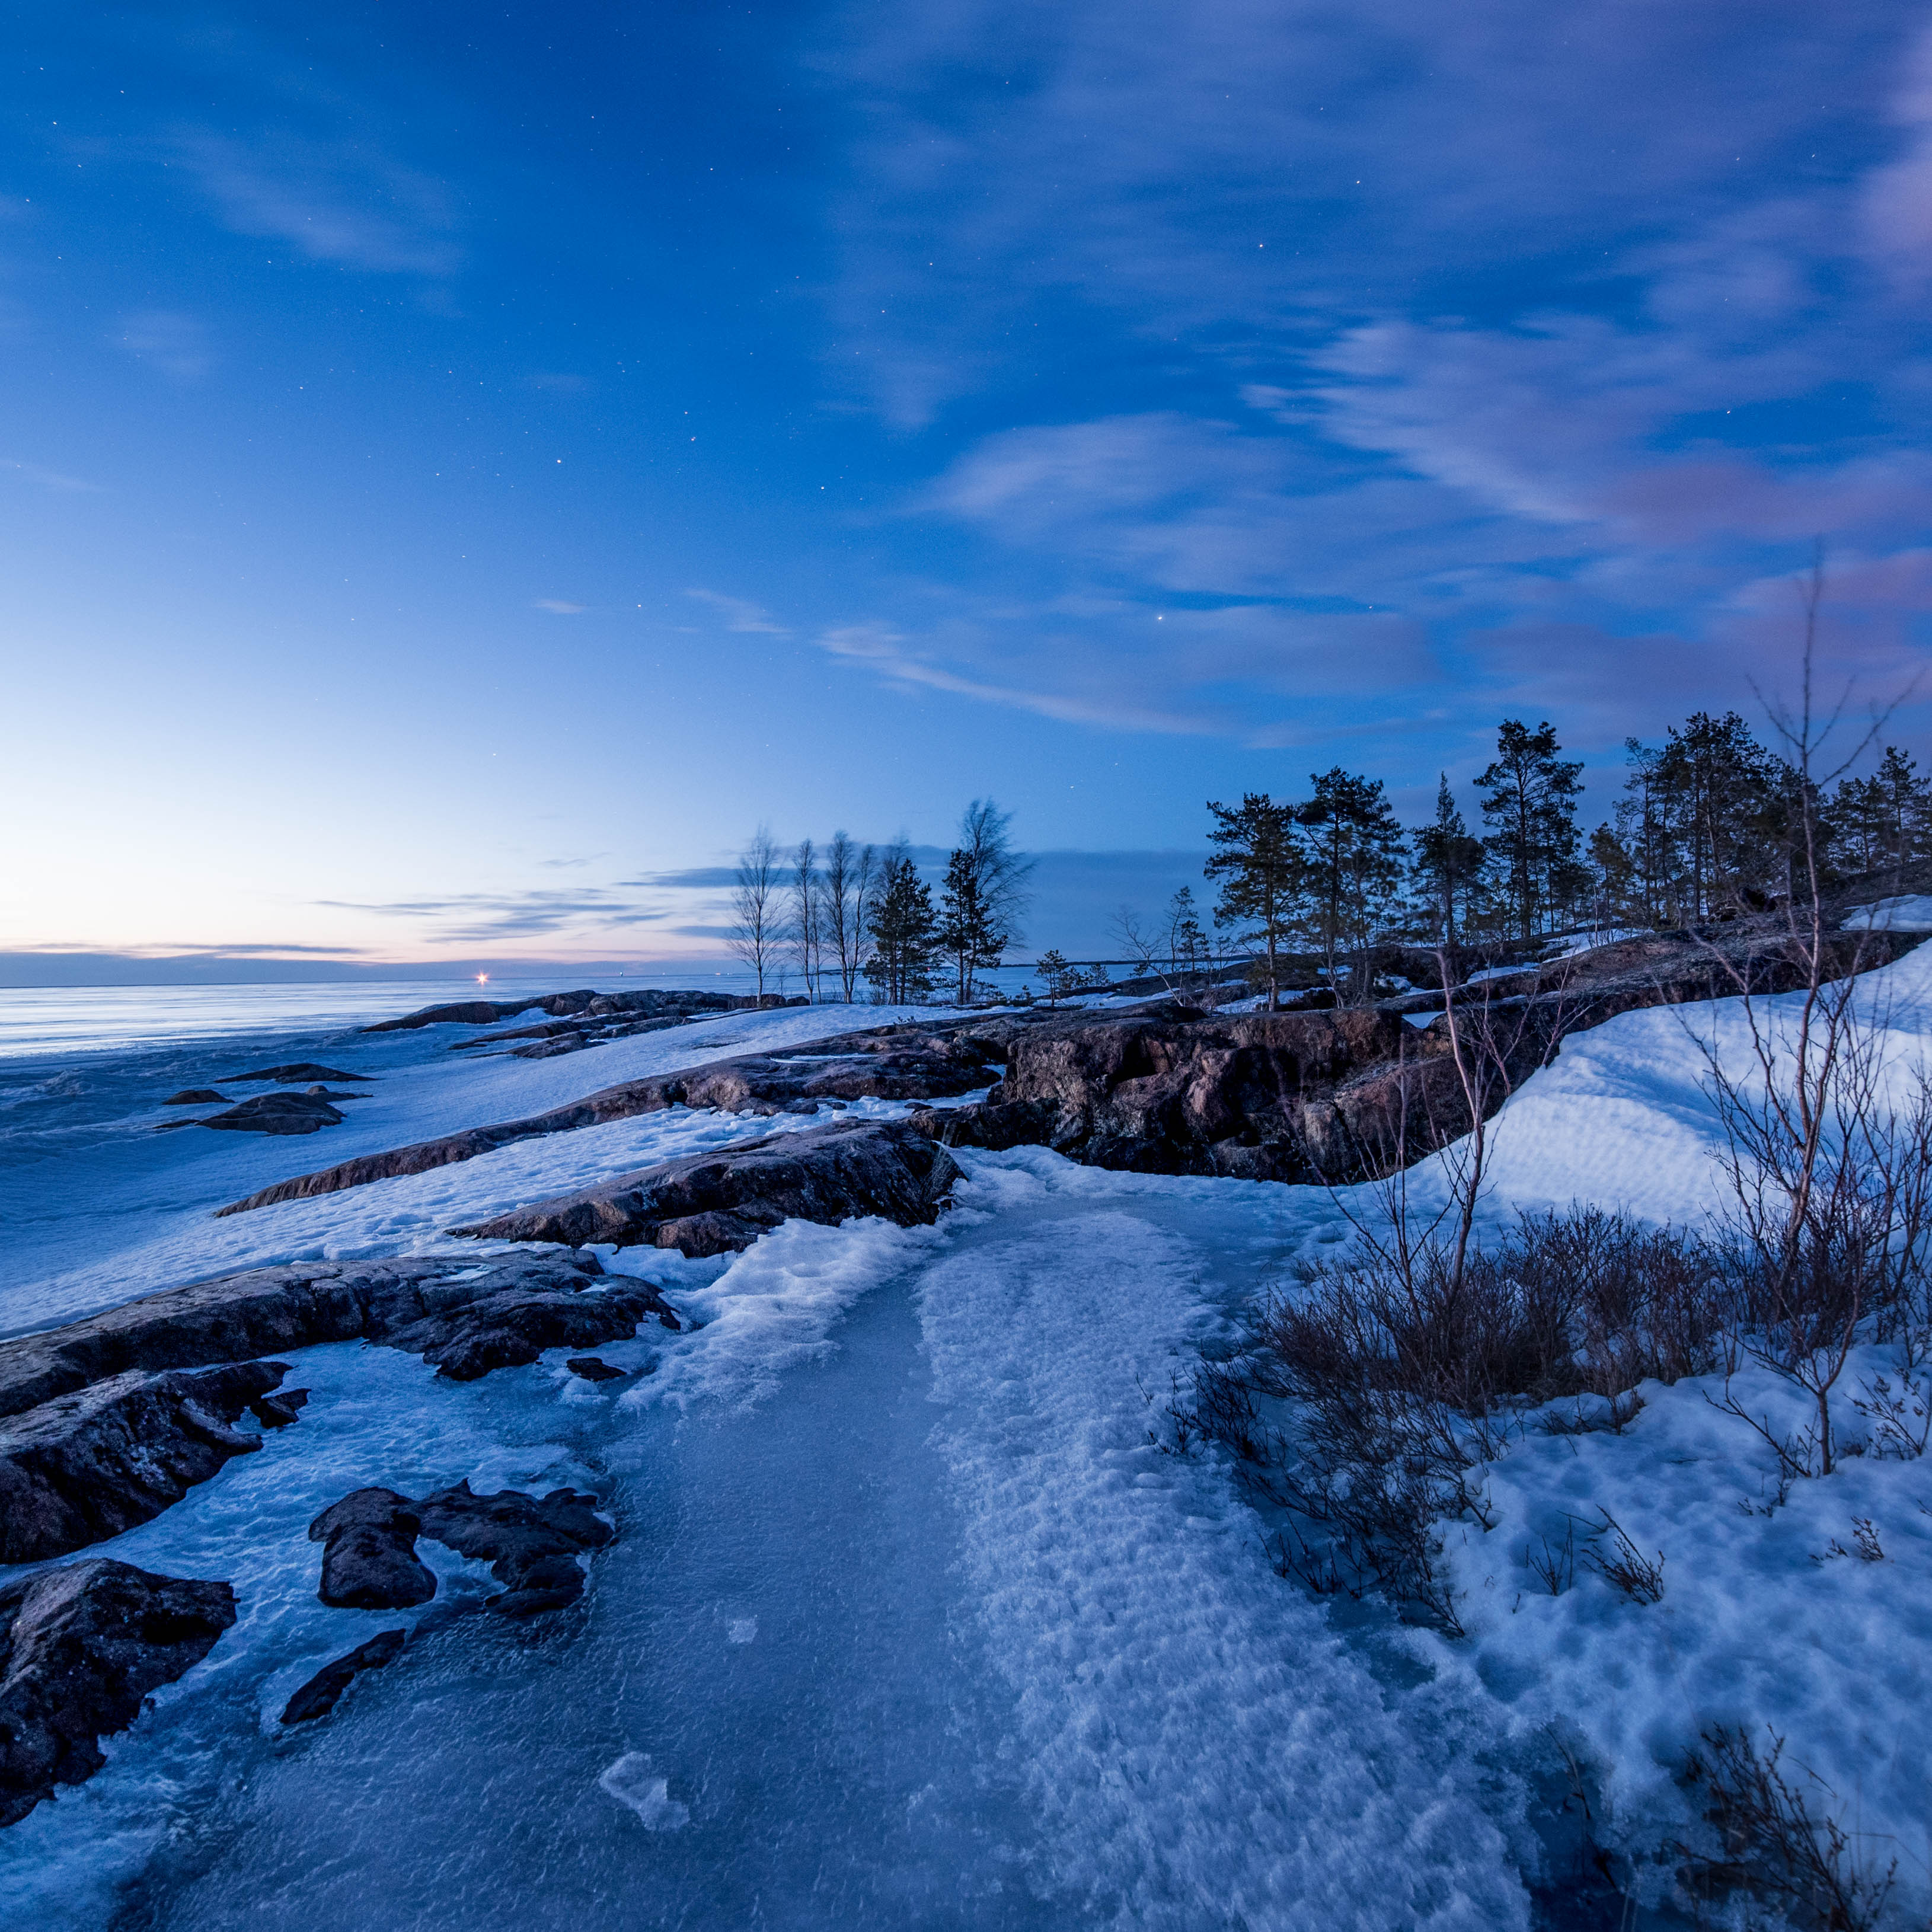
[{"left": 4, "top": 1154, "right": 1535, "bottom": 1928}]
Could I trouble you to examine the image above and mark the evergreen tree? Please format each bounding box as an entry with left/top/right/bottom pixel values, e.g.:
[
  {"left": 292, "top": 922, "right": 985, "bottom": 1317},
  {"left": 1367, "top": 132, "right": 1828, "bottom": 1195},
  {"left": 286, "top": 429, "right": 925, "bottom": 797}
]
[
  {"left": 1034, "top": 949, "right": 1079, "bottom": 1005},
  {"left": 1295, "top": 767, "right": 1405, "bottom": 1001},
  {"left": 1476, "top": 720, "right": 1585, "bottom": 941},
  {"left": 937, "top": 846, "right": 1008, "bottom": 1004},
  {"left": 1165, "top": 887, "right": 1209, "bottom": 978},
  {"left": 1825, "top": 746, "right": 1932, "bottom": 878},
  {"left": 1204, "top": 794, "right": 1301, "bottom": 1010},
  {"left": 864, "top": 850, "right": 938, "bottom": 1002},
  {"left": 1409, "top": 774, "right": 1487, "bottom": 946}
]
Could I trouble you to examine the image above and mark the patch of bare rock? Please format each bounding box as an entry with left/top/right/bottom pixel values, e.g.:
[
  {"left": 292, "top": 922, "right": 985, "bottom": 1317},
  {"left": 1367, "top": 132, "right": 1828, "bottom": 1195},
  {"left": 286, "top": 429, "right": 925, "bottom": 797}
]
[
  {"left": 0, "top": 1559, "right": 235, "bottom": 1826},
  {"left": 310, "top": 1480, "right": 612, "bottom": 1617},
  {"left": 452, "top": 1117, "right": 964, "bottom": 1254},
  {"left": 216, "top": 1025, "right": 995, "bottom": 1215},
  {"left": 279, "top": 1627, "right": 405, "bottom": 1725}
]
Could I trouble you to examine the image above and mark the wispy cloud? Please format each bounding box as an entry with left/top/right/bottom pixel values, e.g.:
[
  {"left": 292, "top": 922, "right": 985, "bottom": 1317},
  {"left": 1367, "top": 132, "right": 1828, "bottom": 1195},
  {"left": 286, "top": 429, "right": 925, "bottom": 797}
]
[
  {"left": 1, "top": 458, "right": 98, "bottom": 494},
  {"left": 685, "top": 588, "right": 791, "bottom": 636},
  {"left": 172, "top": 129, "right": 462, "bottom": 275},
  {"left": 115, "top": 309, "right": 212, "bottom": 381},
  {"left": 533, "top": 599, "right": 586, "bottom": 615},
  {"left": 314, "top": 889, "right": 660, "bottom": 944}
]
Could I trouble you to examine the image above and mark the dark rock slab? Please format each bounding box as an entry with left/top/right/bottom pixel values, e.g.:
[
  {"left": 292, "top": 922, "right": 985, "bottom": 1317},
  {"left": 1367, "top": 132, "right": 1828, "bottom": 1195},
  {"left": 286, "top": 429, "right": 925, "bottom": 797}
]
[
  {"left": 414, "top": 1480, "right": 614, "bottom": 1616},
  {"left": 280, "top": 1628, "right": 406, "bottom": 1724},
  {"left": 306, "top": 1480, "right": 614, "bottom": 1618},
  {"left": 362, "top": 989, "right": 750, "bottom": 1034},
  {"left": 309, "top": 1490, "right": 435, "bottom": 1610},
  {"left": 0, "top": 1250, "right": 667, "bottom": 1420},
  {"left": 199, "top": 1093, "right": 346, "bottom": 1136},
  {"left": 0, "top": 1559, "right": 235, "bottom": 1828},
  {"left": 224, "top": 1064, "right": 370, "bottom": 1084},
  {"left": 0, "top": 1361, "right": 292, "bottom": 1564},
  {"left": 219, "top": 1028, "right": 994, "bottom": 1218},
  {"left": 162, "top": 1089, "right": 229, "bottom": 1106},
  {"left": 566, "top": 1356, "right": 627, "bottom": 1382},
  {"left": 451, "top": 1118, "right": 963, "bottom": 1256},
  {"left": 250, "top": 1387, "right": 308, "bottom": 1428}
]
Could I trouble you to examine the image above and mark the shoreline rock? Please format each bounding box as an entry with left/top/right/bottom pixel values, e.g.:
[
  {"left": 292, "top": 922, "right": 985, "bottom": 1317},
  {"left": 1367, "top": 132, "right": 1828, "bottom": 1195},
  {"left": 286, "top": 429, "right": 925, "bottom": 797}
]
[
  {"left": 280, "top": 1628, "right": 406, "bottom": 1725},
  {"left": 451, "top": 1118, "right": 963, "bottom": 1255},
  {"left": 0, "top": 1559, "right": 235, "bottom": 1828},
  {"left": 0, "top": 1361, "right": 293, "bottom": 1563}
]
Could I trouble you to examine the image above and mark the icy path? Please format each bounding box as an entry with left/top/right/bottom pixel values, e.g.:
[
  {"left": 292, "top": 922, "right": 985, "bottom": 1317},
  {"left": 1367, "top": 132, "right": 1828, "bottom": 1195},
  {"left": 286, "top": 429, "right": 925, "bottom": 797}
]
[{"left": 4, "top": 1155, "right": 1532, "bottom": 1930}]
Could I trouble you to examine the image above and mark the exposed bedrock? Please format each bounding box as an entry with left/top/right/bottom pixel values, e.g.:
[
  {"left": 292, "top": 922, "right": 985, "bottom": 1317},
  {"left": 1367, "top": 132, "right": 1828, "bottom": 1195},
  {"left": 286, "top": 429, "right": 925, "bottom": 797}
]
[
  {"left": 224, "top": 1064, "right": 371, "bottom": 1085},
  {"left": 310, "top": 1489, "right": 437, "bottom": 1610},
  {"left": 280, "top": 1628, "right": 407, "bottom": 1725},
  {"left": 451, "top": 1117, "right": 963, "bottom": 1256},
  {"left": 308, "top": 1481, "right": 613, "bottom": 1616},
  {"left": 216, "top": 1026, "right": 995, "bottom": 1216},
  {"left": 193, "top": 1091, "right": 350, "bottom": 1135},
  {"left": 361, "top": 988, "right": 770, "bottom": 1034},
  {"left": 0, "top": 1251, "right": 670, "bottom": 1418},
  {"left": 0, "top": 1361, "right": 293, "bottom": 1564},
  {"left": 0, "top": 1559, "right": 235, "bottom": 1828}
]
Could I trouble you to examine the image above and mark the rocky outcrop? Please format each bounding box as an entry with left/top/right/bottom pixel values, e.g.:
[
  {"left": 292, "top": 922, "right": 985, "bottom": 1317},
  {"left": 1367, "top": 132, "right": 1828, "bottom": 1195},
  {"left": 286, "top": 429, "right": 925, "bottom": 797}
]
[
  {"left": 310, "top": 1490, "right": 437, "bottom": 1610},
  {"left": 0, "top": 1559, "right": 235, "bottom": 1828},
  {"left": 162, "top": 1088, "right": 229, "bottom": 1106},
  {"left": 452, "top": 1118, "right": 963, "bottom": 1255},
  {"left": 308, "top": 1481, "right": 612, "bottom": 1617},
  {"left": 566, "top": 1356, "right": 627, "bottom": 1382},
  {"left": 194, "top": 1092, "right": 347, "bottom": 1135},
  {"left": 216, "top": 1027, "right": 995, "bottom": 1216},
  {"left": 280, "top": 1628, "right": 406, "bottom": 1724},
  {"left": 0, "top": 1361, "right": 295, "bottom": 1563},
  {"left": 915, "top": 1005, "right": 1464, "bottom": 1183},
  {"left": 224, "top": 1064, "right": 369, "bottom": 1085},
  {"left": 362, "top": 989, "right": 761, "bottom": 1034},
  {"left": 0, "top": 1251, "right": 676, "bottom": 1420}
]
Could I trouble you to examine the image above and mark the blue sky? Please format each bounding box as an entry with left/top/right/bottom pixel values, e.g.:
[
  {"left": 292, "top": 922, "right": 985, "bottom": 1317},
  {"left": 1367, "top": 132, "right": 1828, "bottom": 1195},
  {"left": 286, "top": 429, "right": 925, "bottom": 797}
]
[{"left": 5, "top": 1, "right": 1932, "bottom": 970}]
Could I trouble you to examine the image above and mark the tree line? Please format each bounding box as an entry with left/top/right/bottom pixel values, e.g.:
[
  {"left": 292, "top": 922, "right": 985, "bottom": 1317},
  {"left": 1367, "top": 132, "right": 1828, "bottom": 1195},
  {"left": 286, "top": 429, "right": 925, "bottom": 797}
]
[
  {"left": 1199, "top": 713, "right": 1932, "bottom": 1007},
  {"left": 727, "top": 800, "right": 1033, "bottom": 1004}
]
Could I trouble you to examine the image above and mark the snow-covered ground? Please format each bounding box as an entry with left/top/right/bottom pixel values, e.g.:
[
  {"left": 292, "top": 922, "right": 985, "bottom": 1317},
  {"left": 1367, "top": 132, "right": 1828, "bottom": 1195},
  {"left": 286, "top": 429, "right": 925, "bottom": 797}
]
[
  {"left": 5, "top": 962, "right": 1932, "bottom": 1924},
  {"left": 1843, "top": 893, "right": 1932, "bottom": 931}
]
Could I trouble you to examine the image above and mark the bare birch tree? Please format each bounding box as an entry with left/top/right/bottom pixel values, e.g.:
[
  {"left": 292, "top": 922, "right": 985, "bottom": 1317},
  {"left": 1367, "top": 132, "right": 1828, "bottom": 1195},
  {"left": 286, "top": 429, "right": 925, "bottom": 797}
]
[
  {"left": 791, "top": 838, "right": 821, "bottom": 1000},
  {"left": 728, "top": 825, "right": 781, "bottom": 999}
]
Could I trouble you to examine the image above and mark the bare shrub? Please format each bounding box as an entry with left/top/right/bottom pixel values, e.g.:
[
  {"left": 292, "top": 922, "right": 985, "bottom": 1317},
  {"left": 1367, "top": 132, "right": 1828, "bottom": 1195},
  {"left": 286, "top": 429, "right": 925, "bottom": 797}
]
[
  {"left": 1678, "top": 1726, "right": 1898, "bottom": 1932},
  {"left": 1580, "top": 1510, "right": 1665, "bottom": 1605},
  {"left": 1189, "top": 1207, "right": 1725, "bottom": 1631}
]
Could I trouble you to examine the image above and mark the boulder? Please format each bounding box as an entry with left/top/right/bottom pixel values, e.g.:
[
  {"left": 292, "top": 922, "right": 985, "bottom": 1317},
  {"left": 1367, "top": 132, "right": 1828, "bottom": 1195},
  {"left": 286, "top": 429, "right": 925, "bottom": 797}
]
[
  {"left": 162, "top": 1089, "right": 229, "bottom": 1106},
  {"left": 0, "top": 1250, "right": 666, "bottom": 1421},
  {"left": 309, "top": 1490, "right": 436, "bottom": 1610},
  {"left": 198, "top": 1093, "right": 346, "bottom": 1135},
  {"left": 222, "top": 1064, "right": 370, "bottom": 1084},
  {"left": 0, "top": 1559, "right": 235, "bottom": 1828},
  {"left": 566, "top": 1356, "right": 627, "bottom": 1382},
  {"left": 413, "top": 1481, "right": 614, "bottom": 1616},
  {"left": 280, "top": 1628, "right": 407, "bottom": 1725},
  {"left": 450, "top": 1119, "right": 962, "bottom": 1255},
  {"left": 0, "top": 1361, "right": 293, "bottom": 1563}
]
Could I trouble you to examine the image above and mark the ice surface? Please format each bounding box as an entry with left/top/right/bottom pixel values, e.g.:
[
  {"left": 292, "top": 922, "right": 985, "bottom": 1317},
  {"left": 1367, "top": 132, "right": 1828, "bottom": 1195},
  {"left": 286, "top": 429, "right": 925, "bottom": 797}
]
[{"left": 598, "top": 1754, "right": 690, "bottom": 1831}]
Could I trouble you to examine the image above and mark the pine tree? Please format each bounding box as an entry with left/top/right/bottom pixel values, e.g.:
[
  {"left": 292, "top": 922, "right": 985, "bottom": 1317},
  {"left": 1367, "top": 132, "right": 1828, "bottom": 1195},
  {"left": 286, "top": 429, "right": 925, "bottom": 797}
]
[
  {"left": 937, "top": 847, "right": 1008, "bottom": 1004},
  {"left": 1034, "top": 949, "right": 1078, "bottom": 1004},
  {"left": 1165, "top": 887, "right": 1209, "bottom": 978},
  {"left": 1295, "top": 767, "right": 1405, "bottom": 1001},
  {"left": 864, "top": 851, "right": 937, "bottom": 1003},
  {"left": 1409, "top": 774, "right": 1487, "bottom": 946},
  {"left": 1476, "top": 720, "right": 1585, "bottom": 941},
  {"left": 1205, "top": 794, "right": 1301, "bottom": 1009}
]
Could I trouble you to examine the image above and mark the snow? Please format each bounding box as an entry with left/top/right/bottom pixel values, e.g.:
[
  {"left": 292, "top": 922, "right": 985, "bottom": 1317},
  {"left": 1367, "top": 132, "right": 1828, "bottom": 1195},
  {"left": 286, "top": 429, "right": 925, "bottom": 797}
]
[{"left": 1842, "top": 893, "right": 1932, "bottom": 930}]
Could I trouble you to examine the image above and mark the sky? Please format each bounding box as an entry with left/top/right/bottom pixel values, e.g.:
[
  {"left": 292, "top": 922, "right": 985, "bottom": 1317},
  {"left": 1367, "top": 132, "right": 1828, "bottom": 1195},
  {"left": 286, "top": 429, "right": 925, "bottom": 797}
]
[{"left": 5, "top": 1, "right": 1932, "bottom": 975}]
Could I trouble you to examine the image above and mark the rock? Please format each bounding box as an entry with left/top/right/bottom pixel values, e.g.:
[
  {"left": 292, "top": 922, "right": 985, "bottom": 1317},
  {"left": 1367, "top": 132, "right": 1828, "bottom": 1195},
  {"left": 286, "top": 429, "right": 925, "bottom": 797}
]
[
  {"left": 306, "top": 1480, "right": 614, "bottom": 1618},
  {"left": 162, "top": 1088, "right": 229, "bottom": 1106},
  {"left": 280, "top": 1628, "right": 406, "bottom": 1725},
  {"left": 219, "top": 1029, "right": 995, "bottom": 1218},
  {"left": 413, "top": 1480, "right": 614, "bottom": 1616},
  {"left": 0, "top": 1559, "right": 235, "bottom": 1828},
  {"left": 250, "top": 1387, "right": 309, "bottom": 1428},
  {"left": 566, "top": 1356, "right": 627, "bottom": 1382},
  {"left": 222, "top": 1064, "right": 371, "bottom": 1084},
  {"left": 198, "top": 1092, "right": 346, "bottom": 1135},
  {"left": 382, "top": 1278, "right": 679, "bottom": 1381},
  {"left": 0, "top": 1362, "right": 292, "bottom": 1564},
  {"left": 309, "top": 1490, "right": 436, "bottom": 1610},
  {"left": 362, "top": 989, "right": 744, "bottom": 1035},
  {"left": 451, "top": 1119, "right": 963, "bottom": 1255},
  {"left": 0, "top": 1250, "right": 673, "bottom": 1421}
]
